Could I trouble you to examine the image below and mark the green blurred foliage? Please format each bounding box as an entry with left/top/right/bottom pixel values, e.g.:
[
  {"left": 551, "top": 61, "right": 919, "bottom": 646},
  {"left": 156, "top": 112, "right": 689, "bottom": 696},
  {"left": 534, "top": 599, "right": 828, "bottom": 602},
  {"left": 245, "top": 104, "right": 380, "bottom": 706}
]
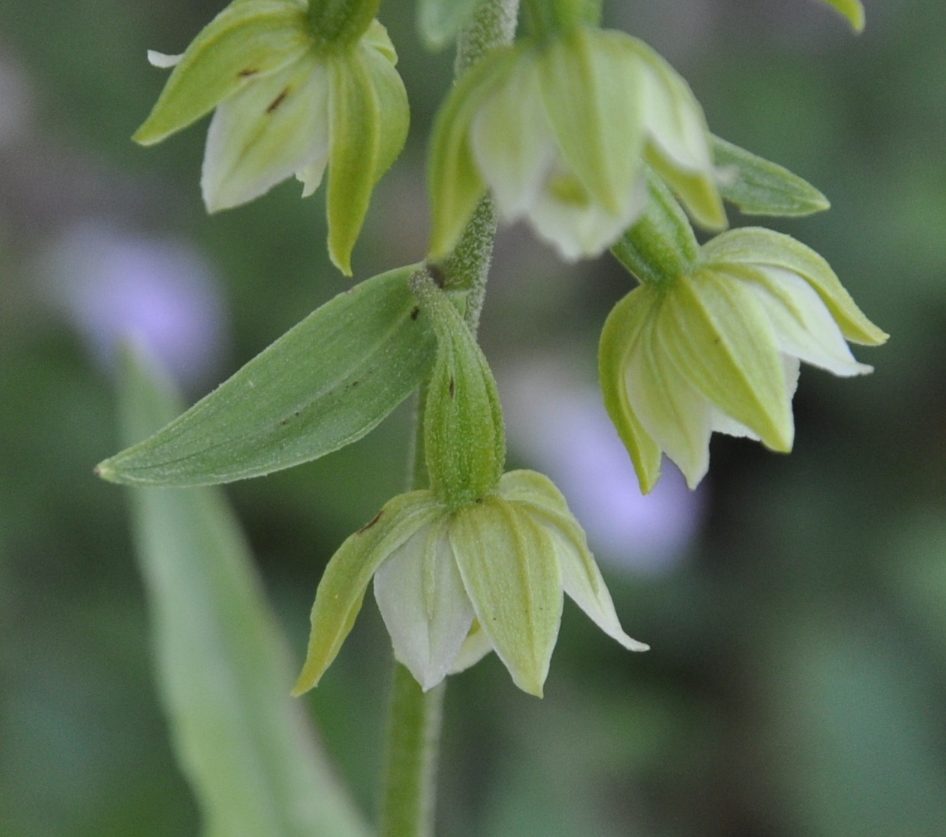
[{"left": 2, "top": 1, "right": 946, "bottom": 836}]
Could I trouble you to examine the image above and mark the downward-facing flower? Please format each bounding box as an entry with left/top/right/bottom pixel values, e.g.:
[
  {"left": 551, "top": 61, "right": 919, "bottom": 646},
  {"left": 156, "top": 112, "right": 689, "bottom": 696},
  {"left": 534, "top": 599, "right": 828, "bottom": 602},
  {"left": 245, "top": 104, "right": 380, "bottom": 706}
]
[
  {"left": 292, "top": 470, "right": 648, "bottom": 697},
  {"left": 601, "top": 209, "right": 887, "bottom": 492},
  {"left": 134, "top": 0, "right": 408, "bottom": 275},
  {"left": 428, "top": 24, "right": 725, "bottom": 262},
  {"left": 293, "top": 268, "right": 646, "bottom": 697}
]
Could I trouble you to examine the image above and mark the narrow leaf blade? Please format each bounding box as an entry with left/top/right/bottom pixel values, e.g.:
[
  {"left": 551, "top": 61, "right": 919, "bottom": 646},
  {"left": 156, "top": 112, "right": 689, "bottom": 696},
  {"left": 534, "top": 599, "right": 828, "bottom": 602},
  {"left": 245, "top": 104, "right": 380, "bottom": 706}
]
[
  {"left": 98, "top": 266, "right": 435, "bottom": 486},
  {"left": 119, "top": 344, "right": 369, "bottom": 837}
]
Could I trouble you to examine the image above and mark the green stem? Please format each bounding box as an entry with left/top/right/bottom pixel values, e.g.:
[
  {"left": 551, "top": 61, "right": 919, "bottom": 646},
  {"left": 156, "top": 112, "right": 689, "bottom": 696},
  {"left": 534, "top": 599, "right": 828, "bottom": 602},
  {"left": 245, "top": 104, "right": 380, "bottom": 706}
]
[{"left": 377, "top": 2, "right": 519, "bottom": 836}]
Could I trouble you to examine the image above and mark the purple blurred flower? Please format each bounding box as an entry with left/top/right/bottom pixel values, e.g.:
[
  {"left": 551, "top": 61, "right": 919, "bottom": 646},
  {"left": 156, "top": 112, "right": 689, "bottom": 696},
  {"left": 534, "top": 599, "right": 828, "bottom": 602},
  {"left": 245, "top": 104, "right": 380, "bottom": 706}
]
[{"left": 500, "top": 357, "right": 704, "bottom": 574}]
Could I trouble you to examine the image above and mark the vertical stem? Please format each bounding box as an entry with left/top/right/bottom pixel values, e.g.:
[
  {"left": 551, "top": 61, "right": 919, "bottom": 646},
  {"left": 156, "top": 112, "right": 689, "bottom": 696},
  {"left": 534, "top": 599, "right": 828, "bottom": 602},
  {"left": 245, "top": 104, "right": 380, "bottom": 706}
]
[{"left": 378, "top": 2, "right": 520, "bottom": 836}]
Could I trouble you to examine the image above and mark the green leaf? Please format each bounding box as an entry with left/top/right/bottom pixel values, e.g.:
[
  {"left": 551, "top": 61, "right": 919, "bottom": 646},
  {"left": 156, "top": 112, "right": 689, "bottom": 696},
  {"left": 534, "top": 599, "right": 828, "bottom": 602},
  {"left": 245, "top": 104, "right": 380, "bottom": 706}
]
[
  {"left": 712, "top": 135, "right": 830, "bottom": 217},
  {"left": 98, "top": 266, "right": 435, "bottom": 486},
  {"left": 815, "top": 0, "right": 865, "bottom": 32},
  {"left": 417, "top": 0, "right": 479, "bottom": 49},
  {"left": 118, "top": 344, "right": 370, "bottom": 837}
]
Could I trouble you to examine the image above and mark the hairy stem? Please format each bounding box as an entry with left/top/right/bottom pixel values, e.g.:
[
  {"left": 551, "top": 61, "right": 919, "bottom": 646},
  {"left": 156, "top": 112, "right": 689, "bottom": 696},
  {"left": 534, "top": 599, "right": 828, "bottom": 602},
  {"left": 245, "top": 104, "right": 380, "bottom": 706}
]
[{"left": 378, "top": 2, "right": 520, "bottom": 836}]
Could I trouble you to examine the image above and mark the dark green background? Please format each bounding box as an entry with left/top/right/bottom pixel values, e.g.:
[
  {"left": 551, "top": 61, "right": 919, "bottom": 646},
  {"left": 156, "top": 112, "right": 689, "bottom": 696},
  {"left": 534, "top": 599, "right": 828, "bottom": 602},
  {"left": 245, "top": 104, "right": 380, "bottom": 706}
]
[{"left": 2, "top": 1, "right": 945, "bottom": 835}]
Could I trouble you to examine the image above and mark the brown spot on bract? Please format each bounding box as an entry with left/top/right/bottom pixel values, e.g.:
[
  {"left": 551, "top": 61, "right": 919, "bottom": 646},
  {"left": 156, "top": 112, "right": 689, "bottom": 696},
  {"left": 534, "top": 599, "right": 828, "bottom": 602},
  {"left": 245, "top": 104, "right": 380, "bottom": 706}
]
[
  {"left": 239, "top": 68, "right": 259, "bottom": 78},
  {"left": 448, "top": 377, "right": 455, "bottom": 397},
  {"left": 358, "top": 510, "right": 384, "bottom": 534},
  {"left": 410, "top": 307, "right": 420, "bottom": 320},
  {"left": 266, "top": 89, "right": 289, "bottom": 113}
]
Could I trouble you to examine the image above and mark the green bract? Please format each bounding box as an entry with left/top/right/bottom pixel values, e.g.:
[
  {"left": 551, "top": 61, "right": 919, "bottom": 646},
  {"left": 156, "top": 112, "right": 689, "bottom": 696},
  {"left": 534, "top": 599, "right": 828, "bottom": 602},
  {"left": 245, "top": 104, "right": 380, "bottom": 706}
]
[
  {"left": 293, "top": 470, "right": 647, "bottom": 698},
  {"left": 601, "top": 226, "right": 887, "bottom": 492},
  {"left": 428, "top": 25, "right": 725, "bottom": 262},
  {"left": 135, "top": 1, "right": 408, "bottom": 275},
  {"left": 411, "top": 270, "right": 505, "bottom": 509}
]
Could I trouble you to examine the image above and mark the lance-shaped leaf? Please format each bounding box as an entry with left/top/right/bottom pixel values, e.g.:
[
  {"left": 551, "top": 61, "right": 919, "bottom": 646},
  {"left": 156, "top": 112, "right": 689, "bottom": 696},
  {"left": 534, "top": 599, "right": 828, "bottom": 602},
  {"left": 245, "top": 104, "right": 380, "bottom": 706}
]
[
  {"left": 118, "top": 344, "right": 369, "bottom": 837},
  {"left": 712, "top": 135, "right": 830, "bottom": 217},
  {"left": 97, "top": 266, "right": 436, "bottom": 487}
]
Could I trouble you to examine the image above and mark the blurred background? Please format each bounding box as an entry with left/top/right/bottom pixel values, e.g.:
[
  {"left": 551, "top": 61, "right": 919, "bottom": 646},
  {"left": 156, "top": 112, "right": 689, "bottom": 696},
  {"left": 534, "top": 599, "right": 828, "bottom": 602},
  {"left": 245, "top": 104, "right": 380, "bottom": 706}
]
[{"left": 2, "top": 0, "right": 945, "bottom": 835}]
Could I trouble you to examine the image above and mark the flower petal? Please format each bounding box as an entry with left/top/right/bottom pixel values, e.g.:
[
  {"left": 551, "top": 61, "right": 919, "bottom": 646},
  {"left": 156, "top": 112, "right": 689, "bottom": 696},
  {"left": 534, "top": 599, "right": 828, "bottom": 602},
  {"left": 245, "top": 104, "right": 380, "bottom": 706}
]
[
  {"left": 737, "top": 265, "right": 873, "bottom": 376},
  {"left": 635, "top": 40, "right": 725, "bottom": 230},
  {"left": 450, "top": 498, "right": 563, "bottom": 697},
  {"left": 662, "top": 270, "right": 794, "bottom": 452},
  {"left": 428, "top": 46, "right": 518, "bottom": 259},
  {"left": 702, "top": 228, "right": 887, "bottom": 346},
  {"left": 201, "top": 52, "right": 330, "bottom": 212},
  {"left": 374, "top": 519, "right": 475, "bottom": 691},
  {"left": 537, "top": 28, "right": 646, "bottom": 216},
  {"left": 135, "top": 0, "right": 311, "bottom": 145},
  {"left": 527, "top": 168, "right": 648, "bottom": 261},
  {"left": 293, "top": 490, "right": 444, "bottom": 694},
  {"left": 622, "top": 293, "right": 714, "bottom": 488},
  {"left": 470, "top": 52, "right": 556, "bottom": 220},
  {"left": 498, "top": 471, "right": 648, "bottom": 652},
  {"left": 598, "top": 287, "right": 663, "bottom": 492}
]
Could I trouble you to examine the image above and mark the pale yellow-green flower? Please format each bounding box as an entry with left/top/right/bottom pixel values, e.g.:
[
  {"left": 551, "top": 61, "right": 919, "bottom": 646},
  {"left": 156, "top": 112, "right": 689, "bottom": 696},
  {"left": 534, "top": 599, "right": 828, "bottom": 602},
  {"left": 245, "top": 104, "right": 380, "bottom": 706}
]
[
  {"left": 134, "top": 0, "right": 408, "bottom": 275},
  {"left": 428, "top": 25, "right": 725, "bottom": 262},
  {"left": 601, "top": 226, "right": 887, "bottom": 492},
  {"left": 292, "top": 470, "right": 648, "bottom": 697}
]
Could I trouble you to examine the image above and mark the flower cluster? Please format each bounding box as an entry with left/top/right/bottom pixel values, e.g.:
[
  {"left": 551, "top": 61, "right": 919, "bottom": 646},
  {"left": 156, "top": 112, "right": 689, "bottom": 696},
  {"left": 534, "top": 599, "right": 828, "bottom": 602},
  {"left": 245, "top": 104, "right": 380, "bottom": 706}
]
[{"left": 128, "top": 0, "right": 882, "bottom": 698}]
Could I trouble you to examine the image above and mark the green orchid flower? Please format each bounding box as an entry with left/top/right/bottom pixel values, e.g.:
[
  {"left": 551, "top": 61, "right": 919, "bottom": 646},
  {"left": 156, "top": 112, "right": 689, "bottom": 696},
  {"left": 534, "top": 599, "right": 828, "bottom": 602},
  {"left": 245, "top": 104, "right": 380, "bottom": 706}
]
[
  {"left": 135, "top": 0, "right": 408, "bottom": 275},
  {"left": 429, "top": 23, "right": 725, "bottom": 262},
  {"left": 293, "top": 470, "right": 648, "bottom": 697},
  {"left": 601, "top": 187, "right": 887, "bottom": 492}
]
